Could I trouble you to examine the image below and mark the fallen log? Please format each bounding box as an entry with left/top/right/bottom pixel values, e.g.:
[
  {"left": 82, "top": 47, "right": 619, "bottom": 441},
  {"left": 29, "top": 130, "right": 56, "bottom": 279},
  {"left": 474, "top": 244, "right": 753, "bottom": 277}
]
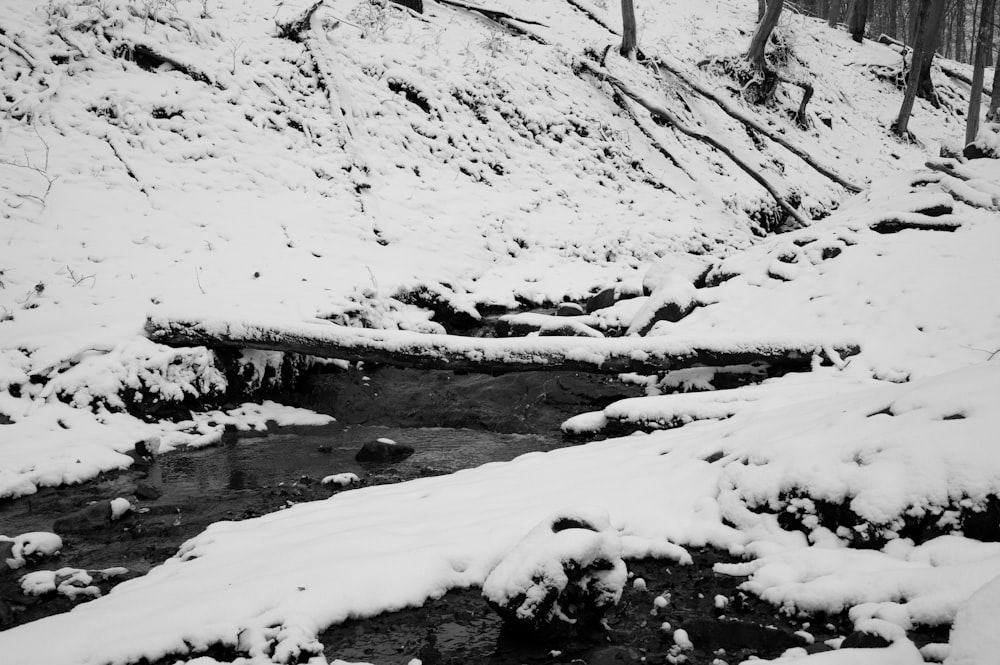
[
  {"left": 654, "top": 57, "right": 862, "bottom": 192},
  {"left": 145, "top": 315, "right": 860, "bottom": 375},
  {"left": 579, "top": 58, "right": 811, "bottom": 228}
]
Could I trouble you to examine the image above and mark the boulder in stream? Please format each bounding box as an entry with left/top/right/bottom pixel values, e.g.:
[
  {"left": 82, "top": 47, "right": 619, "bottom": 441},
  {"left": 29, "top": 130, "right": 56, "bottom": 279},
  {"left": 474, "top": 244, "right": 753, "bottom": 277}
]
[
  {"left": 482, "top": 506, "right": 627, "bottom": 634},
  {"left": 53, "top": 501, "right": 113, "bottom": 534},
  {"left": 355, "top": 438, "right": 415, "bottom": 463}
]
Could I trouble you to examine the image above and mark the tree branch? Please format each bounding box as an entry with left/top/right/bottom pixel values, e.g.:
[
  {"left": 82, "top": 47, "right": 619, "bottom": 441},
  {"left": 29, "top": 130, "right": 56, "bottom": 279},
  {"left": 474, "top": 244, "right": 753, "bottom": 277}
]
[{"left": 579, "top": 58, "right": 811, "bottom": 228}]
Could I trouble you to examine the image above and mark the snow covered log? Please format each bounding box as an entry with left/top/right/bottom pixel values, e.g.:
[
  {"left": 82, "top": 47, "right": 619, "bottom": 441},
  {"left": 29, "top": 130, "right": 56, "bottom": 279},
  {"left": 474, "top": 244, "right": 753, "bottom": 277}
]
[{"left": 144, "top": 315, "right": 860, "bottom": 375}]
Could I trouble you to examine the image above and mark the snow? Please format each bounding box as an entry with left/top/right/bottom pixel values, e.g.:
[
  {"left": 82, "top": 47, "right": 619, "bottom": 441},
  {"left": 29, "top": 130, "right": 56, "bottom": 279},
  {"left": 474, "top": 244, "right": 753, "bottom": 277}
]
[
  {"left": 110, "top": 497, "right": 133, "bottom": 519},
  {"left": 1, "top": 0, "right": 999, "bottom": 662},
  {"left": 944, "top": 574, "right": 1000, "bottom": 665},
  {"left": 672, "top": 628, "right": 693, "bottom": 649},
  {"left": 320, "top": 473, "right": 360, "bottom": 487},
  {"left": 0, "top": 531, "right": 63, "bottom": 569},
  {"left": 481, "top": 506, "right": 627, "bottom": 627}
]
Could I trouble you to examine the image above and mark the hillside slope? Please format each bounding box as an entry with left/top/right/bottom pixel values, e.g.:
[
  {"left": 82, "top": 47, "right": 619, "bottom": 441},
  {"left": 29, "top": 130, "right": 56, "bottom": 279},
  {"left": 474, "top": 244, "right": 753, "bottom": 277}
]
[{"left": 3, "top": 1, "right": 1000, "bottom": 664}]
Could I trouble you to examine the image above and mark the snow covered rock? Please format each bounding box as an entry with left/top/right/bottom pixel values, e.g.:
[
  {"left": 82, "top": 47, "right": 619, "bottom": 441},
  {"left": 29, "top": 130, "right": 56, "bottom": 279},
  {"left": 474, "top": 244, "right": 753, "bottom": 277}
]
[
  {"left": 482, "top": 506, "right": 627, "bottom": 634},
  {"left": 321, "top": 472, "right": 361, "bottom": 487},
  {"left": 626, "top": 274, "right": 698, "bottom": 336},
  {"left": 1, "top": 532, "right": 63, "bottom": 569},
  {"left": 944, "top": 574, "right": 1000, "bottom": 665},
  {"left": 355, "top": 438, "right": 414, "bottom": 463}
]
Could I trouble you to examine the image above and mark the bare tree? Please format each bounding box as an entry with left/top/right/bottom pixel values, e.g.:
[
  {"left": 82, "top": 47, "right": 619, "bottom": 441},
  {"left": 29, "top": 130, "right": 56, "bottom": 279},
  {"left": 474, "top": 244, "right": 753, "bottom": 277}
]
[
  {"left": 966, "top": 0, "right": 997, "bottom": 142},
  {"left": 850, "top": 0, "right": 869, "bottom": 41},
  {"left": 894, "top": 0, "right": 946, "bottom": 136},
  {"left": 988, "top": 58, "right": 1000, "bottom": 120},
  {"left": 620, "top": 0, "right": 637, "bottom": 59},
  {"left": 747, "top": 0, "right": 785, "bottom": 69},
  {"left": 829, "top": 0, "right": 843, "bottom": 26}
]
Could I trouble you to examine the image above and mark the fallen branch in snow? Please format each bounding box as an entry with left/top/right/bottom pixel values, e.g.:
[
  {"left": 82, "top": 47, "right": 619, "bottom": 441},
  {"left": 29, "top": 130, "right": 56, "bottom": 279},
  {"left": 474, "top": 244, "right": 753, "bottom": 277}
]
[
  {"left": 925, "top": 158, "right": 978, "bottom": 182},
  {"left": 564, "top": 0, "right": 619, "bottom": 35},
  {"left": 432, "top": 0, "right": 547, "bottom": 26},
  {"left": 430, "top": 0, "right": 549, "bottom": 43},
  {"left": 870, "top": 216, "right": 962, "bottom": 234},
  {"left": 652, "top": 58, "right": 862, "bottom": 193},
  {"left": 610, "top": 90, "right": 690, "bottom": 178},
  {"left": 0, "top": 30, "right": 44, "bottom": 71},
  {"left": 579, "top": 58, "right": 810, "bottom": 228},
  {"left": 145, "top": 315, "right": 860, "bottom": 375},
  {"left": 936, "top": 60, "right": 993, "bottom": 98},
  {"left": 101, "top": 136, "right": 149, "bottom": 197},
  {"left": 113, "top": 40, "right": 217, "bottom": 88}
]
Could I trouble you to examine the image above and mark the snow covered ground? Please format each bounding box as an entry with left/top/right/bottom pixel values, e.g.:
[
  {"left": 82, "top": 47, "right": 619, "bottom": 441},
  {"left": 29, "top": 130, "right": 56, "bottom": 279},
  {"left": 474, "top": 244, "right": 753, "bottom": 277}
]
[{"left": 2, "top": 0, "right": 1000, "bottom": 663}]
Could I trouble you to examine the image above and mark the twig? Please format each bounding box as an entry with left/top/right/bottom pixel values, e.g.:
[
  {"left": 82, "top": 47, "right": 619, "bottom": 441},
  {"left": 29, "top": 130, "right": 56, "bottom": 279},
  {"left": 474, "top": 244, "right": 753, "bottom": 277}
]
[
  {"left": 195, "top": 267, "right": 206, "bottom": 294},
  {"left": 65, "top": 265, "right": 97, "bottom": 287},
  {"left": 0, "top": 126, "right": 60, "bottom": 206},
  {"left": 102, "top": 136, "right": 149, "bottom": 196}
]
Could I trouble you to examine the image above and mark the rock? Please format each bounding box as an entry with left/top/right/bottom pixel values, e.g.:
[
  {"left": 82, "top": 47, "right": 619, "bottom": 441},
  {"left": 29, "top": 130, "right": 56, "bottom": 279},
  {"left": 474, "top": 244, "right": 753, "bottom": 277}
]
[
  {"left": 0, "top": 597, "right": 12, "bottom": 629},
  {"left": 134, "top": 482, "right": 161, "bottom": 500},
  {"left": 589, "top": 646, "right": 641, "bottom": 664},
  {"left": 641, "top": 254, "right": 713, "bottom": 294},
  {"left": 585, "top": 287, "right": 620, "bottom": 314},
  {"left": 626, "top": 274, "right": 698, "bottom": 336},
  {"left": 134, "top": 436, "right": 160, "bottom": 460},
  {"left": 840, "top": 630, "right": 892, "bottom": 649},
  {"left": 393, "top": 284, "right": 481, "bottom": 331},
  {"left": 682, "top": 617, "right": 805, "bottom": 651},
  {"left": 53, "top": 501, "right": 113, "bottom": 534},
  {"left": 482, "top": 506, "right": 627, "bottom": 634},
  {"left": 0, "top": 540, "right": 14, "bottom": 567},
  {"left": 355, "top": 438, "right": 415, "bottom": 463},
  {"left": 555, "top": 302, "right": 585, "bottom": 317}
]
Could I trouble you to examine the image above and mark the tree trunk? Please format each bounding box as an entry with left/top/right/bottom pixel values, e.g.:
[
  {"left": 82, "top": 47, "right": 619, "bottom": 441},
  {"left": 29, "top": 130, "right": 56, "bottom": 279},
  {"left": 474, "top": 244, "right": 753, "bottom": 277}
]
[
  {"left": 956, "top": 0, "right": 966, "bottom": 61},
  {"left": 850, "top": 0, "right": 869, "bottom": 41},
  {"left": 759, "top": 0, "right": 767, "bottom": 20},
  {"left": 989, "top": 50, "right": 1000, "bottom": 119},
  {"left": 889, "top": 0, "right": 900, "bottom": 39},
  {"left": 620, "top": 0, "right": 637, "bottom": 59},
  {"left": 895, "top": 0, "right": 944, "bottom": 135},
  {"left": 747, "top": 0, "right": 785, "bottom": 68},
  {"left": 967, "top": 0, "right": 996, "bottom": 143},
  {"left": 829, "top": 0, "right": 843, "bottom": 26},
  {"left": 144, "top": 316, "right": 860, "bottom": 376},
  {"left": 916, "top": 0, "right": 947, "bottom": 102},
  {"left": 908, "top": 0, "right": 920, "bottom": 42}
]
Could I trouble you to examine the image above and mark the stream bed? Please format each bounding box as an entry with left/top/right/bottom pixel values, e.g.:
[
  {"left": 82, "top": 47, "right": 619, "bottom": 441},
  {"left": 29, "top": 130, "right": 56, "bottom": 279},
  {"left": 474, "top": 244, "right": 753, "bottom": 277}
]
[{"left": 0, "top": 365, "right": 948, "bottom": 662}]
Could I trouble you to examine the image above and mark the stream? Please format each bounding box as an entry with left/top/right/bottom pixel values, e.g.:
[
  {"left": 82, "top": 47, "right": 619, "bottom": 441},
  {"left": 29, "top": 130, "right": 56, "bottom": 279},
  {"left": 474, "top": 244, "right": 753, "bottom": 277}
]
[{"left": 0, "top": 365, "right": 947, "bottom": 662}]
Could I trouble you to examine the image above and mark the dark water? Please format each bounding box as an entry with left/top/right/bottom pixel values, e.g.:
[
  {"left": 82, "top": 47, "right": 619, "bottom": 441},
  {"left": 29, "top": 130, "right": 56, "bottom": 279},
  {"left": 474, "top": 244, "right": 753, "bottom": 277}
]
[{"left": 0, "top": 367, "right": 641, "bottom": 633}]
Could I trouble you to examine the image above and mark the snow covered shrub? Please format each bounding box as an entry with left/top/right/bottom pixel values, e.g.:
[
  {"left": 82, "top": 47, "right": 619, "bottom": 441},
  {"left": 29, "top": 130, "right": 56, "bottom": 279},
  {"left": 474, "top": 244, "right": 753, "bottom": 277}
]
[
  {"left": 44, "top": 338, "right": 227, "bottom": 415},
  {"left": 350, "top": 0, "right": 400, "bottom": 41},
  {"left": 482, "top": 506, "right": 627, "bottom": 634}
]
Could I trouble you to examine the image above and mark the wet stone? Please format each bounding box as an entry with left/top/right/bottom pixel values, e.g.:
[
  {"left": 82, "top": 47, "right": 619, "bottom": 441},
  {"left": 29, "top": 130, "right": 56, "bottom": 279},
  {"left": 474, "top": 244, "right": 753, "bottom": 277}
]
[
  {"left": 682, "top": 617, "right": 805, "bottom": 651},
  {"left": 840, "top": 630, "right": 892, "bottom": 649},
  {"left": 134, "top": 483, "right": 161, "bottom": 501},
  {"left": 355, "top": 438, "right": 415, "bottom": 463},
  {"left": 52, "top": 501, "right": 112, "bottom": 534},
  {"left": 555, "top": 302, "right": 585, "bottom": 317}
]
